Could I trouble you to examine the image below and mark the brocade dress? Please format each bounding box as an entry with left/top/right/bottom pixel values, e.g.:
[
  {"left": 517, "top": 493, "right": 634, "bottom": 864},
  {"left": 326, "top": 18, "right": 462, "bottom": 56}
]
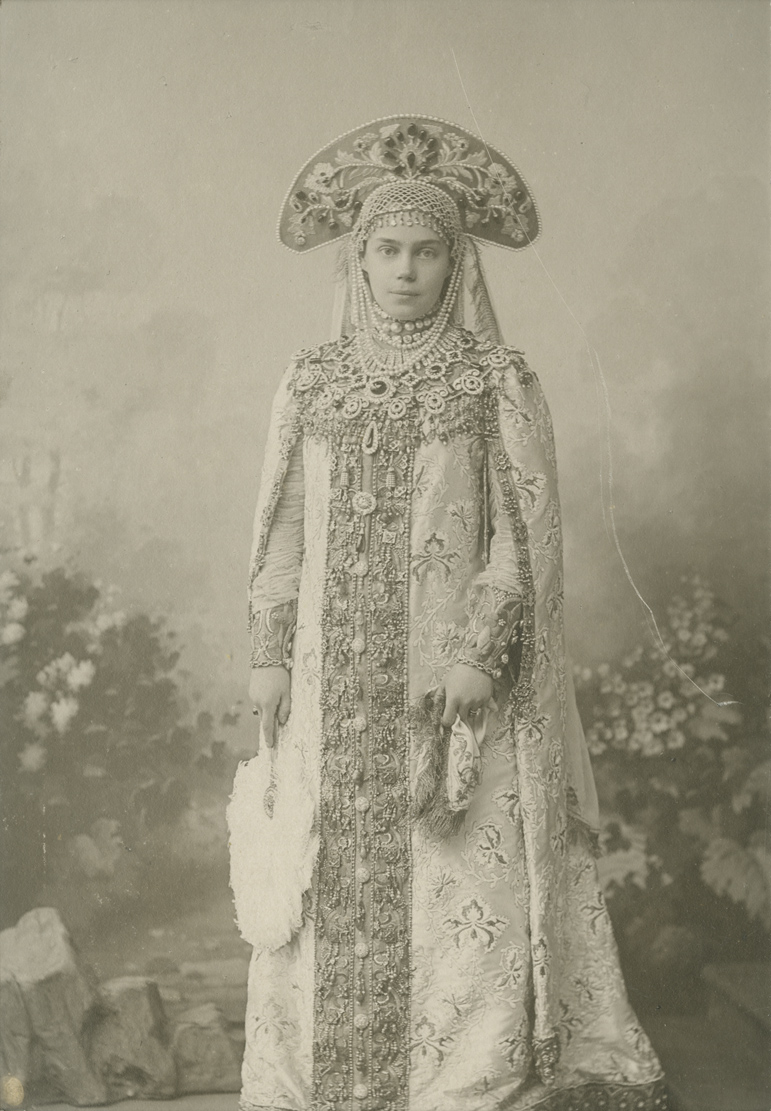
[{"left": 228, "top": 325, "right": 667, "bottom": 1111}]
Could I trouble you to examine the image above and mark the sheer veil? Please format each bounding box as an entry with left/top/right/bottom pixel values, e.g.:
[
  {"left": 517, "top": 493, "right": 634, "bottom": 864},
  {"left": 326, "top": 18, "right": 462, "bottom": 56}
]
[
  {"left": 330, "top": 234, "right": 503, "bottom": 345},
  {"left": 328, "top": 230, "right": 600, "bottom": 835}
]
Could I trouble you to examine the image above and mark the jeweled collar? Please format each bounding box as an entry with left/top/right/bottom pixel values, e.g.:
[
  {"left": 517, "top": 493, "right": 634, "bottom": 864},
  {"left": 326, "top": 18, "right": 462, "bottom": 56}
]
[
  {"left": 370, "top": 301, "right": 441, "bottom": 348},
  {"left": 293, "top": 326, "right": 486, "bottom": 399}
]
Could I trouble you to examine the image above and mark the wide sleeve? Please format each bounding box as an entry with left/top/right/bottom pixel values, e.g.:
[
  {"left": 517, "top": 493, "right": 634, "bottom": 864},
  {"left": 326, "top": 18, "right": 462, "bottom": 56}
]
[
  {"left": 247, "top": 364, "right": 305, "bottom": 670},
  {"left": 454, "top": 375, "right": 531, "bottom": 682}
]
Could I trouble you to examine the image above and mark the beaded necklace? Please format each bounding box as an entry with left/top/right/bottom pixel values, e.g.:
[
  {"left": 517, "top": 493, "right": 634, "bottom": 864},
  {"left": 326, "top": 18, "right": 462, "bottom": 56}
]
[
  {"left": 350, "top": 239, "right": 466, "bottom": 379},
  {"left": 370, "top": 299, "right": 440, "bottom": 345},
  {"left": 347, "top": 182, "right": 468, "bottom": 380}
]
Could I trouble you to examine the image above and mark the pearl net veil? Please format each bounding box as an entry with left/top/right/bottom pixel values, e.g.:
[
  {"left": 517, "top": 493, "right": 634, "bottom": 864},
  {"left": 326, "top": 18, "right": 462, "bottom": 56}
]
[{"left": 331, "top": 181, "right": 503, "bottom": 348}]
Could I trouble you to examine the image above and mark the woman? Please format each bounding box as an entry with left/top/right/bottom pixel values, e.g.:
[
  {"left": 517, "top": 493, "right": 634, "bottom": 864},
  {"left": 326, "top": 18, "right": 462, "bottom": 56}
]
[{"left": 229, "top": 116, "right": 667, "bottom": 1111}]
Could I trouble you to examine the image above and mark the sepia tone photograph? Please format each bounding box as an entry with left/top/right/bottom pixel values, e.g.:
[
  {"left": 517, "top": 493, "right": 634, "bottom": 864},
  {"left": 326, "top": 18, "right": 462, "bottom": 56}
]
[{"left": 0, "top": 2, "right": 768, "bottom": 1110}]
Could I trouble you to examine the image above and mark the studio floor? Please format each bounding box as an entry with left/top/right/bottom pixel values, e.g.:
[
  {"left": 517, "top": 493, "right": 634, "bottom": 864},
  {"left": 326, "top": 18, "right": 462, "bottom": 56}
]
[{"left": 21, "top": 903, "right": 771, "bottom": 1111}]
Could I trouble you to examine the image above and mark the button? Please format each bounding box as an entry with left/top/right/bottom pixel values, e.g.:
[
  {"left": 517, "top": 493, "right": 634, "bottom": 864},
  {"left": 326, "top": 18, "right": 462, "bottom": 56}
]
[
  {"left": 353, "top": 559, "right": 369, "bottom": 577},
  {"left": 353, "top": 1084, "right": 368, "bottom": 1100},
  {"left": 354, "top": 1013, "right": 370, "bottom": 1029},
  {"left": 352, "top": 636, "right": 366, "bottom": 654},
  {"left": 352, "top": 713, "right": 367, "bottom": 732},
  {"left": 355, "top": 796, "right": 370, "bottom": 813},
  {"left": 355, "top": 942, "right": 369, "bottom": 958},
  {"left": 351, "top": 491, "right": 377, "bottom": 515},
  {"left": 356, "top": 867, "right": 371, "bottom": 883}
]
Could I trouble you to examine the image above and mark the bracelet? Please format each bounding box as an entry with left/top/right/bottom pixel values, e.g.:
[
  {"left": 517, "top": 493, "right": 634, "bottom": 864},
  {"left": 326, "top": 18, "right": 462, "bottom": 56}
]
[
  {"left": 455, "top": 654, "right": 505, "bottom": 680},
  {"left": 249, "top": 654, "right": 293, "bottom": 670}
]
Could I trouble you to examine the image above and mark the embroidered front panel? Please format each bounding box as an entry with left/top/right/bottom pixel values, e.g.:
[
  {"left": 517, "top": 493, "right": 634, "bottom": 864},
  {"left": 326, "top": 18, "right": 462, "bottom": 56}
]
[
  {"left": 295, "top": 330, "right": 535, "bottom": 1111},
  {"left": 312, "top": 417, "right": 415, "bottom": 1111}
]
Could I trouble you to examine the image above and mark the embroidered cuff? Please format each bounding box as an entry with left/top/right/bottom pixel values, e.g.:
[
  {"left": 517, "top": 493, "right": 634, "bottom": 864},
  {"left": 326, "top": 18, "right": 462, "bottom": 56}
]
[
  {"left": 456, "top": 584, "right": 522, "bottom": 680},
  {"left": 249, "top": 599, "right": 298, "bottom": 669}
]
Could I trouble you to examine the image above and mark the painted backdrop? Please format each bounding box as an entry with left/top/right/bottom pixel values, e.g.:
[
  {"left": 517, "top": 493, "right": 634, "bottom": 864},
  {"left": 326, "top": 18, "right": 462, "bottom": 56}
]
[{"left": 0, "top": 0, "right": 768, "bottom": 1035}]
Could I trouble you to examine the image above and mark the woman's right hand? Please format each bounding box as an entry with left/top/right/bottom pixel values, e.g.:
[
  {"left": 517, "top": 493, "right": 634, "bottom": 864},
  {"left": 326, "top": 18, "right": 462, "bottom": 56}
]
[{"left": 249, "top": 666, "right": 292, "bottom": 752}]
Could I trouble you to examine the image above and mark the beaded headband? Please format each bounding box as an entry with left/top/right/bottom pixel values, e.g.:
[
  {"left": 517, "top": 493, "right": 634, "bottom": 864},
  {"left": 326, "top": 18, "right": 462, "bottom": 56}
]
[
  {"left": 278, "top": 114, "right": 540, "bottom": 253},
  {"left": 353, "top": 181, "right": 464, "bottom": 256}
]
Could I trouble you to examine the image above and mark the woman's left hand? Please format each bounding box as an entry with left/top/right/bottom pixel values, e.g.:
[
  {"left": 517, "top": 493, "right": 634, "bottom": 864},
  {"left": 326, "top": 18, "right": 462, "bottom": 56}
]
[{"left": 441, "top": 662, "right": 494, "bottom": 727}]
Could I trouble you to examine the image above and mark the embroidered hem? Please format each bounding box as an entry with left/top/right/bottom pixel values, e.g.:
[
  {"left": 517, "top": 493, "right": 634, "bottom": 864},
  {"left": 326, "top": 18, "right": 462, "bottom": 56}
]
[
  {"left": 239, "top": 1078, "right": 670, "bottom": 1111},
  {"left": 512, "top": 1077, "right": 670, "bottom": 1111}
]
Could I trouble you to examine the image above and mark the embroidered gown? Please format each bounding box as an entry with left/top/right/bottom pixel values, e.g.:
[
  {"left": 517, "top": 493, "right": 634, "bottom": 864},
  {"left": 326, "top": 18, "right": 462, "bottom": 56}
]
[{"left": 228, "top": 326, "right": 667, "bottom": 1111}]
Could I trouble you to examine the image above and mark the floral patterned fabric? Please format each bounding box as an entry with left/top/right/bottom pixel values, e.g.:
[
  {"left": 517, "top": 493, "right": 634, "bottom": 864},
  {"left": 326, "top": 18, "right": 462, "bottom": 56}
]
[
  {"left": 278, "top": 116, "right": 540, "bottom": 254},
  {"left": 228, "top": 328, "right": 666, "bottom": 1111}
]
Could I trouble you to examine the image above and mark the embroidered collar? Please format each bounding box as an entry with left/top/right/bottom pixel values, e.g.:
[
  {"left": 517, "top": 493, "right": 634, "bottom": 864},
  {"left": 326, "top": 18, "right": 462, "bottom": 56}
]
[{"left": 290, "top": 328, "right": 524, "bottom": 447}]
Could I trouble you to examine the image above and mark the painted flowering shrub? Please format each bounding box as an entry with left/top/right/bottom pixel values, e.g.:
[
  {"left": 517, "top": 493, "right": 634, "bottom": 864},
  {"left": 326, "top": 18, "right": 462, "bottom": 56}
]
[
  {"left": 575, "top": 575, "right": 770, "bottom": 1008},
  {"left": 0, "top": 562, "right": 236, "bottom": 930}
]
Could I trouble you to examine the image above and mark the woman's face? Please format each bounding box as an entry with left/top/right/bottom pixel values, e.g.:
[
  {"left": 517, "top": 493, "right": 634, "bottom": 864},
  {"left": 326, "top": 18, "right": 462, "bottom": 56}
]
[{"left": 361, "top": 223, "right": 453, "bottom": 321}]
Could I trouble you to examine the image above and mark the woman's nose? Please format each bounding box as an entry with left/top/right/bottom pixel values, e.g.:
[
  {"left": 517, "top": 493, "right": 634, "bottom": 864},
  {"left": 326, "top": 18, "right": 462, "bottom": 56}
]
[{"left": 396, "top": 253, "right": 416, "bottom": 280}]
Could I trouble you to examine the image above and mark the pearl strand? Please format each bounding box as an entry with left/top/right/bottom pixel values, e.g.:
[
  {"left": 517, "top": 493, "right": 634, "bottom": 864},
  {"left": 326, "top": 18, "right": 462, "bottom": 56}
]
[
  {"left": 351, "top": 243, "right": 466, "bottom": 377},
  {"left": 370, "top": 301, "right": 441, "bottom": 346}
]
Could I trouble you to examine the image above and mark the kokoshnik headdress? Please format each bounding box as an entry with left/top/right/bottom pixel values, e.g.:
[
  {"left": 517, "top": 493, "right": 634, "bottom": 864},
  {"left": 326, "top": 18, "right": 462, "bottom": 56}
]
[{"left": 277, "top": 115, "right": 541, "bottom": 369}]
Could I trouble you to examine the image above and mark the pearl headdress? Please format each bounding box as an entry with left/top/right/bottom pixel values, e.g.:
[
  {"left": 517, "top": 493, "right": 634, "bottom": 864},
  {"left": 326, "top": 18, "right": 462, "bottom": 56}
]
[
  {"left": 278, "top": 115, "right": 540, "bottom": 253},
  {"left": 348, "top": 181, "right": 467, "bottom": 376},
  {"left": 352, "top": 180, "right": 464, "bottom": 257},
  {"left": 278, "top": 115, "right": 540, "bottom": 356}
]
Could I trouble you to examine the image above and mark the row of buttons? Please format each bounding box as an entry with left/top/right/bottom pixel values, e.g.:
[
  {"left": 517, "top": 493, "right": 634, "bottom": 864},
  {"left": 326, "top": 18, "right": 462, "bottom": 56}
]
[{"left": 353, "top": 491, "right": 371, "bottom": 1107}]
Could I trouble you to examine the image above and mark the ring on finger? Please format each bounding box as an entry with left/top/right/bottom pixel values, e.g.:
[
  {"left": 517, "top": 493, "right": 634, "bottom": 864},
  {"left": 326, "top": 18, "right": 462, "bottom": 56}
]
[{"left": 252, "top": 707, "right": 260, "bottom": 716}]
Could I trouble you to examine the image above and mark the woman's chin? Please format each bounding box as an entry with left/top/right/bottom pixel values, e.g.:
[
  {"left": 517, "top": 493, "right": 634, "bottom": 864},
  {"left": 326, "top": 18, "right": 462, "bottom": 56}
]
[{"left": 380, "top": 296, "right": 427, "bottom": 321}]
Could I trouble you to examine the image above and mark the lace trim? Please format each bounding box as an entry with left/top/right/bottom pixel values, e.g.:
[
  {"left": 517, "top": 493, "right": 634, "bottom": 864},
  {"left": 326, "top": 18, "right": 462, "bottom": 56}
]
[{"left": 249, "top": 599, "right": 298, "bottom": 668}]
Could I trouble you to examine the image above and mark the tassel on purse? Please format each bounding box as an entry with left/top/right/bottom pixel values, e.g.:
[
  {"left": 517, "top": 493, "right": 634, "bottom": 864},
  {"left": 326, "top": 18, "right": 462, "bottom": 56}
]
[{"left": 411, "top": 689, "right": 494, "bottom": 838}]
